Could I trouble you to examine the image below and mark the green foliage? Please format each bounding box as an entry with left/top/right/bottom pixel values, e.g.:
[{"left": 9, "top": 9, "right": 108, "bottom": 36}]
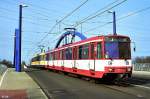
[
  {"left": 134, "top": 56, "right": 150, "bottom": 63},
  {"left": 0, "top": 59, "right": 27, "bottom": 68},
  {"left": 0, "top": 59, "right": 13, "bottom": 68},
  {"left": 21, "top": 61, "right": 26, "bottom": 67}
]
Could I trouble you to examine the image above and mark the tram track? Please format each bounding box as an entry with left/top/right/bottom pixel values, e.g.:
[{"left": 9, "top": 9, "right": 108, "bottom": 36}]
[
  {"left": 65, "top": 72, "right": 150, "bottom": 99},
  {"left": 27, "top": 68, "right": 150, "bottom": 99},
  {"left": 58, "top": 70, "right": 150, "bottom": 99},
  {"left": 101, "top": 78, "right": 150, "bottom": 99},
  {"left": 66, "top": 74, "right": 150, "bottom": 99}
]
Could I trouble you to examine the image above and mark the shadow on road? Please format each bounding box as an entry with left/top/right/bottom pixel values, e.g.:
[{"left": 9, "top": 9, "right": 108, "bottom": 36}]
[{"left": 26, "top": 68, "right": 150, "bottom": 88}]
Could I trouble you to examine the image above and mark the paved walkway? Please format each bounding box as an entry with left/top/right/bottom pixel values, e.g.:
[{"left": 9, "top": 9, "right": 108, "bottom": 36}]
[
  {"left": 132, "top": 70, "right": 150, "bottom": 79},
  {"left": 0, "top": 68, "right": 48, "bottom": 99}
]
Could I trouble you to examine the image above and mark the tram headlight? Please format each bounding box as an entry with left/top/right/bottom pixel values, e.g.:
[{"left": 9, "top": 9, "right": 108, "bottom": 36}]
[
  {"left": 125, "top": 60, "right": 129, "bottom": 65},
  {"left": 127, "top": 67, "right": 131, "bottom": 72},
  {"left": 108, "top": 68, "right": 113, "bottom": 72},
  {"left": 108, "top": 67, "right": 114, "bottom": 72},
  {"left": 108, "top": 61, "right": 112, "bottom": 65}
]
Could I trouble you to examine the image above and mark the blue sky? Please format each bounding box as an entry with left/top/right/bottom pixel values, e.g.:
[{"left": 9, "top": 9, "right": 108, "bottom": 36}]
[{"left": 0, "top": 0, "right": 150, "bottom": 63}]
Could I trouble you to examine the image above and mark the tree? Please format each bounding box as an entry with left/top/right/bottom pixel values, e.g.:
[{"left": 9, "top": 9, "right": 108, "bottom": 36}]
[
  {"left": 0, "top": 59, "right": 13, "bottom": 68},
  {"left": 134, "top": 56, "right": 150, "bottom": 63},
  {"left": 21, "top": 61, "right": 26, "bottom": 67}
]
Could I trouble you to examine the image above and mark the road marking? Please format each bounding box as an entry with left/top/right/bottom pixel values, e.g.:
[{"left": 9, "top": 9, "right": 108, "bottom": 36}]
[
  {"left": 0, "top": 69, "right": 8, "bottom": 88},
  {"left": 136, "top": 94, "right": 144, "bottom": 98},
  {"left": 131, "top": 84, "right": 150, "bottom": 90}
]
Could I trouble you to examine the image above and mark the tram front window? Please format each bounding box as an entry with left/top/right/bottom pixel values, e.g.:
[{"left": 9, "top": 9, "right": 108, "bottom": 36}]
[
  {"left": 105, "top": 37, "right": 131, "bottom": 59},
  {"left": 118, "top": 42, "right": 131, "bottom": 59}
]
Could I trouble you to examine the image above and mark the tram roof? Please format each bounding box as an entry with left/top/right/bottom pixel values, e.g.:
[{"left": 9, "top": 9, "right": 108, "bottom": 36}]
[{"left": 45, "top": 34, "right": 130, "bottom": 53}]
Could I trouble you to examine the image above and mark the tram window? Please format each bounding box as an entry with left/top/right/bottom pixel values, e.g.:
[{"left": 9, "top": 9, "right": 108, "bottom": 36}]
[
  {"left": 40, "top": 55, "right": 42, "bottom": 61},
  {"left": 44, "top": 55, "right": 46, "bottom": 60},
  {"left": 32, "top": 58, "right": 34, "bottom": 62},
  {"left": 49, "top": 54, "right": 52, "bottom": 60},
  {"left": 63, "top": 50, "right": 65, "bottom": 60},
  {"left": 97, "top": 42, "right": 102, "bottom": 59},
  {"left": 34, "top": 57, "right": 36, "bottom": 61},
  {"left": 91, "top": 44, "right": 94, "bottom": 59},
  {"left": 56, "top": 52, "right": 58, "bottom": 60},
  {"left": 60, "top": 50, "right": 63, "bottom": 60},
  {"left": 78, "top": 46, "right": 83, "bottom": 59},
  {"left": 65, "top": 48, "right": 72, "bottom": 60},
  {"left": 39, "top": 55, "right": 41, "bottom": 61},
  {"left": 54, "top": 52, "right": 56, "bottom": 60},
  {"left": 37, "top": 56, "right": 40, "bottom": 61},
  {"left": 36, "top": 57, "right": 38, "bottom": 61},
  {"left": 58, "top": 51, "right": 60, "bottom": 60},
  {"left": 82, "top": 44, "right": 89, "bottom": 59},
  {"left": 119, "top": 42, "right": 131, "bottom": 59},
  {"left": 46, "top": 53, "right": 49, "bottom": 60},
  {"left": 53, "top": 52, "right": 55, "bottom": 60},
  {"left": 73, "top": 47, "right": 77, "bottom": 60},
  {"left": 41, "top": 55, "right": 46, "bottom": 61},
  {"left": 56, "top": 51, "right": 59, "bottom": 60},
  {"left": 33, "top": 57, "right": 35, "bottom": 61},
  {"left": 55, "top": 52, "right": 58, "bottom": 60},
  {"left": 49, "top": 53, "right": 53, "bottom": 60}
]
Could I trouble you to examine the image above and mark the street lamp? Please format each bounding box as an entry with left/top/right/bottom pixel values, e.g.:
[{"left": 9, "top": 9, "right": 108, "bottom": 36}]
[
  {"left": 108, "top": 11, "right": 117, "bottom": 35},
  {"left": 16, "top": 4, "right": 28, "bottom": 72}
]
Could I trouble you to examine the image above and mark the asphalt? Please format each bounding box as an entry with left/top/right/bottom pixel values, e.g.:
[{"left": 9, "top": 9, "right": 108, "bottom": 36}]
[
  {"left": 0, "top": 68, "right": 48, "bottom": 99},
  {"left": 1, "top": 67, "right": 149, "bottom": 99},
  {"left": 132, "top": 71, "right": 150, "bottom": 79},
  {"left": 27, "top": 68, "right": 150, "bottom": 99},
  {"left": 125, "top": 71, "right": 150, "bottom": 89}
]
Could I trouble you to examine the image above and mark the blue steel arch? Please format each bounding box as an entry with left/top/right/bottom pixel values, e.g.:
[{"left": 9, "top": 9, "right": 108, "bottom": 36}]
[{"left": 55, "top": 31, "right": 87, "bottom": 48}]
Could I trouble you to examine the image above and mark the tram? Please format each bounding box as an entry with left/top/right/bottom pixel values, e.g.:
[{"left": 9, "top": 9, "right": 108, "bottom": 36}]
[{"left": 31, "top": 30, "right": 132, "bottom": 81}]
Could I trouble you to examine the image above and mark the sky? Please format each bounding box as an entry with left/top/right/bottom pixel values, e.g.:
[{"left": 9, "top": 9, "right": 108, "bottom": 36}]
[{"left": 0, "top": 0, "right": 150, "bottom": 63}]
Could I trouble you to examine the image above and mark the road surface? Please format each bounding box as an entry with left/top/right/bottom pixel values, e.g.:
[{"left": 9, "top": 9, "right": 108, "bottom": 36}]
[{"left": 26, "top": 68, "right": 150, "bottom": 99}]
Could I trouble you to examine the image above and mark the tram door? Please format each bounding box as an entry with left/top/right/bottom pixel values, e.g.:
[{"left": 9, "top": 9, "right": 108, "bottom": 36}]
[
  {"left": 52, "top": 52, "right": 55, "bottom": 67},
  {"left": 89, "top": 43, "right": 96, "bottom": 72},
  {"left": 72, "top": 47, "right": 77, "bottom": 70},
  {"left": 60, "top": 50, "right": 64, "bottom": 69}
]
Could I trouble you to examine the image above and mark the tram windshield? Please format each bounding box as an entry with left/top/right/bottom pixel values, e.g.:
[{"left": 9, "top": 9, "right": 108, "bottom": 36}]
[{"left": 105, "top": 37, "right": 131, "bottom": 59}]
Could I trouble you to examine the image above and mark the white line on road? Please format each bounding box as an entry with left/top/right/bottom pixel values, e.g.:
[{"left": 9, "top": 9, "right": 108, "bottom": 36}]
[
  {"left": 131, "top": 84, "right": 150, "bottom": 90},
  {"left": 0, "top": 69, "right": 8, "bottom": 88}
]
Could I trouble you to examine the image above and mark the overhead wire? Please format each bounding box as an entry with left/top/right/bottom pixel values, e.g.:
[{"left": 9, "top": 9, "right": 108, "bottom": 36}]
[
  {"left": 74, "top": 0, "right": 127, "bottom": 27},
  {"left": 0, "top": 6, "right": 17, "bottom": 13},
  {"left": 0, "top": 16, "right": 51, "bottom": 28},
  {"left": 35, "top": 0, "right": 127, "bottom": 52},
  {"left": 0, "top": 6, "right": 54, "bottom": 25},
  {"left": 23, "top": 0, "right": 128, "bottom": 60},
  {"left": 85, "top": 5, "right": 150, "bottom": 33},
  {"left": 0, "top": 15, "right": 18, "bottom": 21},
  {"left": 117, "top": 6, "right": 150, "bottom": 21},
  {"left": 3, "top": 0, "right": 58, "bottom": 20},
  {"left": 74, "top": 0, "right": 120, "bottom": 26},
  {"left": 23, "top": 19, "right": 51, "bottom": 28},
  {"left": 37, "top": 0, "right": 89, "bottom": 45},
  {"left": 21, "top": 0, "right": 65, "bottom": 15},
  {"left": 41, "top": 0, "right": 126, "bottom": 48},
  {"left": 0, "top": 7, "right": 53, "bottom": 28}
]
